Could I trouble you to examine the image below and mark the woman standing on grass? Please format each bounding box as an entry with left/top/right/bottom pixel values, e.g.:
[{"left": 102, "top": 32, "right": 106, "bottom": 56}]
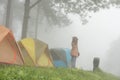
[{"left": 71, "top": 36, "right": 80, "bottom": 68}]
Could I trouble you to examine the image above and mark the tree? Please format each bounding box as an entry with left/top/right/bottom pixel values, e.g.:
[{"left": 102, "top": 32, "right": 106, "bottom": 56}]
[
  {"left": 35, "top": 2, "right": 40, "bottom": 39},
  {"left": 22, "top": 0, "right": 41, "bottom": 38},
  {"left": 39, "top": 0, "right": 110, "bottom": 25},
  {"left": 106, "top": 37, "right": 120, "bottom": 76},
  {"left": 21, "top": 0, "right": 120, "bottom": 38},
  {"left": 5, "top": 0, "right": 12, "bottom": 28}
]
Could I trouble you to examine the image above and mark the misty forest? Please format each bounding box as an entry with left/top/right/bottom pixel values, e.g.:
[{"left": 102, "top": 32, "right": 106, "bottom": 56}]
[{"left": 0, "top": 0, "right": 120, "bottom": 79}]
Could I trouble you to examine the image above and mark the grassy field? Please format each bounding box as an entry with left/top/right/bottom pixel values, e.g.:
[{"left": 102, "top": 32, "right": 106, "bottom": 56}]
[{"left": 0, "top": 64, "right": 119, "bottom": 80}]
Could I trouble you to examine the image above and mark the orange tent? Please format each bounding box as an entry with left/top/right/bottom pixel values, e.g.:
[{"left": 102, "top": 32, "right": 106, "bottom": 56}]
[{"left": 0, "top": 25, "right": 24, "bottom": 65}]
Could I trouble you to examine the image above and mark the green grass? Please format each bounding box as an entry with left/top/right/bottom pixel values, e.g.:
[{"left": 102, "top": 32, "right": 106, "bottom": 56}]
[{"left": 0, "top": 64, "right": 119, "bottom": 80}]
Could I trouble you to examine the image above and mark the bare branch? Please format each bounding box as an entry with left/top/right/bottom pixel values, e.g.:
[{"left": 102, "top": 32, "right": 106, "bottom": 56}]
[{"left": 29, "top": 0, "right": 42, "bottom": 9}]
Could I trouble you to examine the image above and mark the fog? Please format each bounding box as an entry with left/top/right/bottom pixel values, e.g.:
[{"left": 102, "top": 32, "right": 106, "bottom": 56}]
[
  {"left": 31, "top": 7, "right": 120, "bottom": 76},
  {"left": 1, "top": 2, "right": 120, "bottom": 76}
]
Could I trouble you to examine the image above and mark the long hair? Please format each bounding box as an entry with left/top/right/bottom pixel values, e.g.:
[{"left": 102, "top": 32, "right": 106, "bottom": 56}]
[{"left": 72, "top": 36, "right": 78, "bottom": 46}]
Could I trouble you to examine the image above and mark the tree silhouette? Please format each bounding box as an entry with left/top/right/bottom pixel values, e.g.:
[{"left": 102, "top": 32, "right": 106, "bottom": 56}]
[
  {"left": 106, "top": 37, "right": 120, "bottom": 75},
  {"left": 21, "top": 0, "right": 120, "bottom": 38}
]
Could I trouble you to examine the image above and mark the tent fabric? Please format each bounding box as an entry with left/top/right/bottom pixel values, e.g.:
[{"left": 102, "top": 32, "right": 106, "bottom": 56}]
[
  {"left": 0, "top": 26, "right": 24, "bottom": 65},
  {"left": 18, "top": 38, "right": 53, "bottom": 67},
  {"left": 64, "top": 48, "right": 71, "bottom": 67},
  {"left": 50, "top": 48, "right": 71, "bottom": 67},
  {"left": 0, "top": 26, "right": 11, "bottom": 42}
]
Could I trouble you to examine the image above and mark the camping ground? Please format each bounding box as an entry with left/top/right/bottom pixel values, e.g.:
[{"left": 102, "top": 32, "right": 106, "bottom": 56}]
[{"left": 0, "top": 64, "right": 119, "bottom": 80}]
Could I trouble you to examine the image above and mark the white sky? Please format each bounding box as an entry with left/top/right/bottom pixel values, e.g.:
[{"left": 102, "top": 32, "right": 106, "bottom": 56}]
[{"left": 37, "top": 7, "right": 120, "bottom": 76}]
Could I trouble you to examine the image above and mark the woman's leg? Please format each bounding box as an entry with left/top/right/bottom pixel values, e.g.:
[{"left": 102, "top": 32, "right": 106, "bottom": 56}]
[{"left": 71, "top": 56, "right": 76, "bottom": 68}]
